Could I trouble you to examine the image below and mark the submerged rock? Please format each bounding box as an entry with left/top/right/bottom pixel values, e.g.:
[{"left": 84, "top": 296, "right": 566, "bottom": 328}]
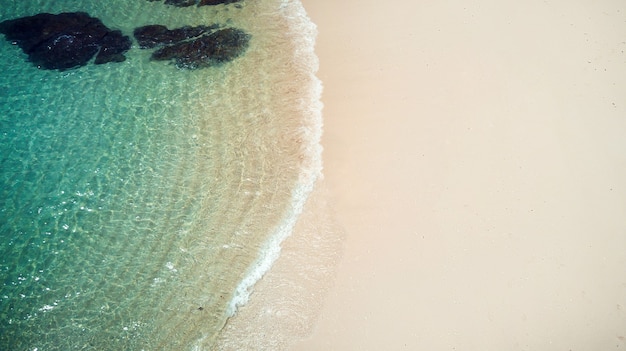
[
  {"left": 197, "top": 0, "right": 242, "bottom": 6},
  {"left": 134, "top": 24, "right": 219, "bottom": 49},
  {"left": 164, "top": 0, "right": 196, "bottom": 6},
  {"left": 136, "top": 26, "right": 250, "bottom": 69},
  {"left": 147, "top": 0, "right": 243, "bottom": 7},
  {"left": 0, "top": 12, "right": 248, "bottom": 71},
  {"left": 95, "top": 30, "right": 133, "bottom": 64},
  {"left": 0, "top": 12, "right": 131, "bottom": 70}
]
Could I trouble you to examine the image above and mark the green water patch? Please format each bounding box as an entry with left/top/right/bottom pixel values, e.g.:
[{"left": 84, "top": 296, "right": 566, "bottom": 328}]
[
  {"left": 0, "top": 5, "right": 238, "bottom": 349},
  {"left": 0, "top": 49, "right": 219, "bottom": 349},
  {"left": 0, "top": 0, "right": 321, "bottom": 349}
]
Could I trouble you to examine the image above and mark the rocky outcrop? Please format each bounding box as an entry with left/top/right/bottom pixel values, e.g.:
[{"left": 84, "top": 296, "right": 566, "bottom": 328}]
[
  {"left": 147, "top": 0, "right": 243, "bottom": 7},
  {"left": 197, "top": 0, "right": 242, "bottom": 6},
  {"left": 0, "top": 13, "right": 249, "bottom": 71},
  {"left": 135, "top": 26, "right": 250, "bottom": 69},
  {"left": 0, "top": 12, "right": 131, "bottom": 70},
  {"left": 134, "top": 24, "right": 219, "bottom": 49}
]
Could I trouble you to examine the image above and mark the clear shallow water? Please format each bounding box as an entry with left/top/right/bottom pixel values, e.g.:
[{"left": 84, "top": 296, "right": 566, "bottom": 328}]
[{"left": 0, "top": 1, "right": 322, "bottom": 350}]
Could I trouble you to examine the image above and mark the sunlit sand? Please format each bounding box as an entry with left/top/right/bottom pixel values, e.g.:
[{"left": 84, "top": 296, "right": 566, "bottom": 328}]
[{"left": 292, "top": 0, "right": 626, "bottom": 349}]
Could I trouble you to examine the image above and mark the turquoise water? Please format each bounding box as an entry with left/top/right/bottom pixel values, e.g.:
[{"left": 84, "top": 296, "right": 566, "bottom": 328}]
[{"left": 0, "top": 1, "right": 322, "bottom": 350}]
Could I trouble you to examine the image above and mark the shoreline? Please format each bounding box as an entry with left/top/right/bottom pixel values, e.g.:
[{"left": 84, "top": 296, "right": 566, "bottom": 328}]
[
  {"left": 295, "top": 0, "right": 626, "bottom": 349},
  {"left": 212, "top": 1, "right": 341, "bottom": 349},
  {"left": 216, "top": 0, "right": 324, "bottom": 318},
  {"left": 222, "top": 0, "right": 324, "bottom": 317}
]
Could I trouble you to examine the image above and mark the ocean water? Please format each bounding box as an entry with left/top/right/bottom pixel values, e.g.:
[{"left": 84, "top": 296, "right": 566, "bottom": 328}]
[{"left": 0, "top": 0, "right": 322, "bottom": 350}]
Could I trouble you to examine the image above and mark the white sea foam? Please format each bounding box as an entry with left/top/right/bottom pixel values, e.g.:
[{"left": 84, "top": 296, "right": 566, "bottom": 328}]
[{"left": 226, "top": 0, "right": 323, "bottom": 316}]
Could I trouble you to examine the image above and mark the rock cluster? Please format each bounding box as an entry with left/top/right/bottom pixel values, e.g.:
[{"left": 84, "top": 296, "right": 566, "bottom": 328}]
[
  {"left": 0, "top": 12, "right": 250, "bottom": 71},
  {"left": 135, "top": 25, "right": 250, "bottom": 69},
  {"left": 0, "top": 12, "right": 131, "bottom": 70},
  {"left": 134, "top": 24, "right": 219, "bottom": 49},
  {"left": 147, "top": 0, "right": 243, "bottom": 8}
]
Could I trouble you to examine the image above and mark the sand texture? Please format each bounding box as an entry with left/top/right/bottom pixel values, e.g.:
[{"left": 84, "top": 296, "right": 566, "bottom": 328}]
[{"left": 293, "top": 0, "right": 626, "bottom": 350}]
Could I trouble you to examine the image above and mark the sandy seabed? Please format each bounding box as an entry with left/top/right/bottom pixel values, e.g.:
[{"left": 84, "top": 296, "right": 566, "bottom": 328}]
[{"left": 222, "top": 0, "right": 626, "bottom": 350}]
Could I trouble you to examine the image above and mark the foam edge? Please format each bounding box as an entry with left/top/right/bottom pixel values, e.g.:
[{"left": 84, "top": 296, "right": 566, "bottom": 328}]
[{"left": 225, "top": 0, "right": 324, "bottom": 317}]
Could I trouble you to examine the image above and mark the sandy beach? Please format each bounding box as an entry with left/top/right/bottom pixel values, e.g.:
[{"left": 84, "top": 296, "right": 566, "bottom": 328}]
[{"left": 290, "top": 0, "right": 626, "bottom": 350}]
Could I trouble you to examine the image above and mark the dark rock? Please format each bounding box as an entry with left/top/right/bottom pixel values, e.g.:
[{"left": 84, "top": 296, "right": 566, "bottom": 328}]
[
  {"left": 95, "top": 30, "right": 133, "bottom": 64},
  {"left": 150, "top": 27, "right": 250, "bottom": 69},
  {"left": 148, "top": 0, "right": 243, "bottom": 8},
  {"left": 133, "top": 24, "right": 219, "bottom": 49},
  {"left": 0, "top": 12, "right": 131, "bottom": 70},
  {"left": 198, "top": 0, "right": 242, "bottom": 6},
  {"left": 27, "top": 31, "right": 100, "bottom": 70},
  {"left": 165, "top": 0, "right": 196, "bottom": 7}
]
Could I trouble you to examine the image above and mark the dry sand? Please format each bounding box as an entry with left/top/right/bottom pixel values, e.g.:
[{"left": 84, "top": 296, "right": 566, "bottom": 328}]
[{"left": 290, "top": 0, "right": 626, "bottom": 350}]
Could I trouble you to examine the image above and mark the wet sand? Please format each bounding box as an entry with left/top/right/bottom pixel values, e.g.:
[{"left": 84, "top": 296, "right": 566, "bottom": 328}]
[{"left": 293, "top": 0, "right": 626, "bottom": 350}]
